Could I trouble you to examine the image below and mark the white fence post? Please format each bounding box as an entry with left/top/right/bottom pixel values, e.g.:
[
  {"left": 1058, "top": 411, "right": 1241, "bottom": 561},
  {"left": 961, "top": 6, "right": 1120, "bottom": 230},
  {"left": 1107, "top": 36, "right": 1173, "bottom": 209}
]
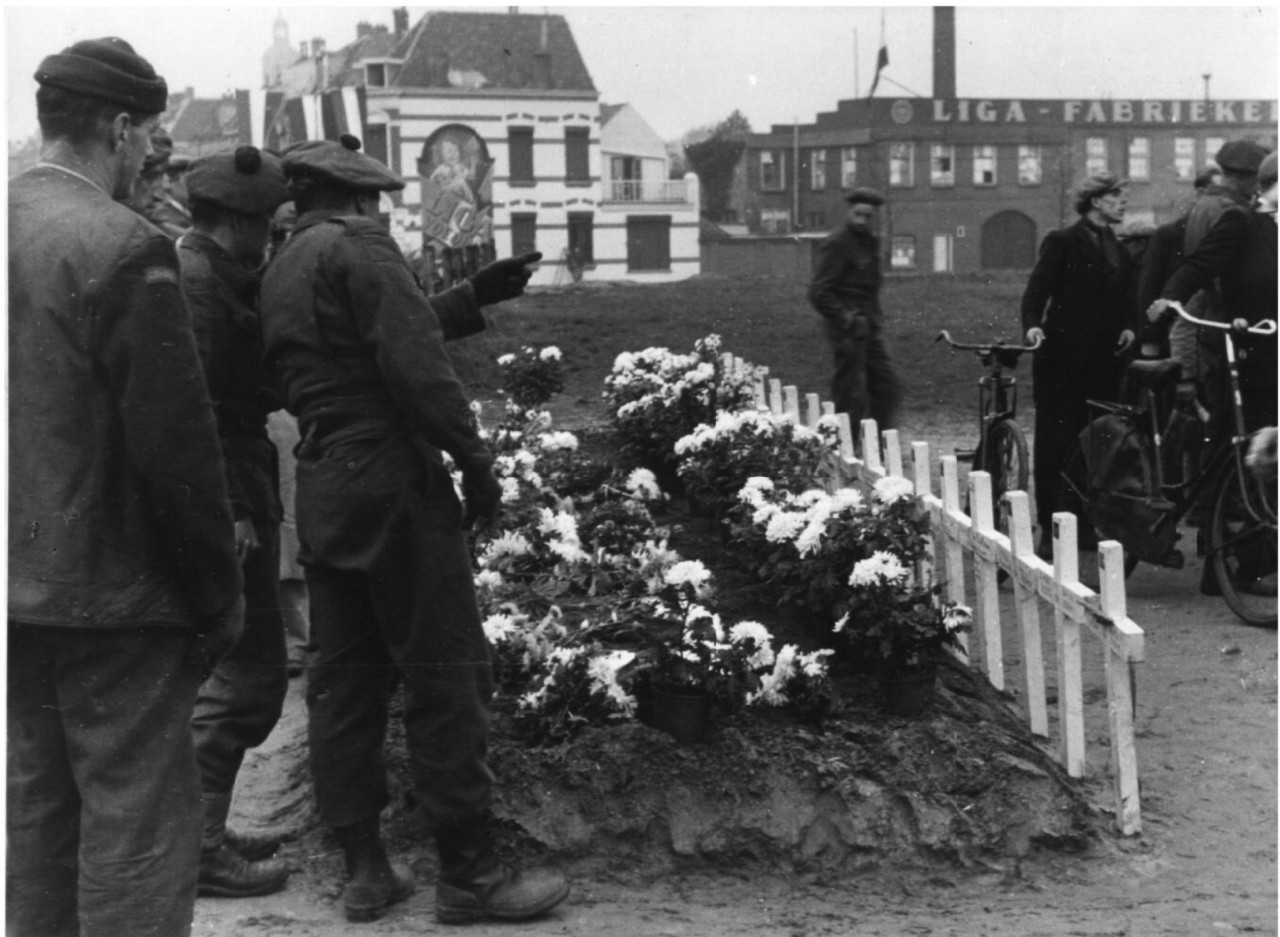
[
  {"left": 882, "top": 429, "right": 904, "bottom": 480},
  {"left": 912, "top": 441, "right": 937, "bottom": 590},
  {"left": 1006, "top": 491, "right": 1048, "bottom": 738},
  {"left": 1099, "top": 541, "right": 1142, "bottom": 835},
  {"left": 783, "top": 386, "right": 800, "bottom": 423},
  {"left": 753, "top": 367, "right": 769, "bottom": 410},
  {"left": 1050, "top": 512, "right": 1087, "bottom": 778},
  {"left": 805, "top": 393, "right": 823, "bottom": 429},
  {"left": 860, "top": 419, "right": 882, "bottom": 480},
  {"left": 938, "top": 455, "right": 970, "bottom": 657},
  {"left": 769, "top": 378, "right": 783, "bottom": 415},
  {"left": 967, "top": 471, "right": 1004, "bottom": 691}
]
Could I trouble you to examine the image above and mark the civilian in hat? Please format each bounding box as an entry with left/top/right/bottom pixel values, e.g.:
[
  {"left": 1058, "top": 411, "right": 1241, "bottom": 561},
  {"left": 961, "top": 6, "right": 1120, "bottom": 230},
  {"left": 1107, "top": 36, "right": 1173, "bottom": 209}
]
[
  {"left": 178, "top": 146, "right": 295, "bottom": 899},
  {"left": 808, "top": 186, "right": 903, "bottom": 436},
  {"left": 1021, "top": 171, "right": 1139, "bottom": 557},
  {"left": 151, "top": 138, "right": 195, "bottom": 237},
  {"left": 8, "top": 37, "right": 243, "bottom": 937},
  {"left": 259, "top": 134, "right": 568, "bottom": 925},
  {"left": 127, "top": 128, "right": 171, "bottom": 218}
]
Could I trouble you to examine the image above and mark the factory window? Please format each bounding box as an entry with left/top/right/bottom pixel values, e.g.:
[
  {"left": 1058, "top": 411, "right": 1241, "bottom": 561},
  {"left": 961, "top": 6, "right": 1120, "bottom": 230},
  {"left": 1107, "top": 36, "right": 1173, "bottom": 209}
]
[
  {"left": 810, "top": 149, "right": 827, "bottom": 191},
  {"left": 889, "top": 143, "right": 914, "bottom": 187},
  {"left": 1017, "top": 145, "right": 1042, "bottom": 185},
  {"left": 803, "top": 211, "right": 827, "bottom": 230},
  {"left": 1127, "top": 137, "right": 1150, "bottom": 182},
  {"left": 1086, "top": 137, "right": 1108, "bottom": 176},
  {"left": 973, "top": 146, "right": 997, "bottom": 186},
  {"left": 890, "top": 235, "right": 916, "bottom": 270},
  {"left": 840, "top": 147, "right": 857, "bottom": 188},
  {"left": 1174, "top": 137, "right": 1196, "bottom": 180},
  {"left": 508, "top": 127, "right": 534, "bottom": 184},
  {"left": 930, "top": 145, "right": 955, "bottom": 187},
  {"left": 760, "top": 150, "right": 786, "bottom": 191}
]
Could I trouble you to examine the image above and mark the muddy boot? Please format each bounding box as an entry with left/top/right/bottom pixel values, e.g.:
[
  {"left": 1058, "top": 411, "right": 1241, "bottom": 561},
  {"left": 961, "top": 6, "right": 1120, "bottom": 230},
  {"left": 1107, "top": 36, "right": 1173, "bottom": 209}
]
[
  {"left": 224, "top": 827, "right": 282, "bottom": 862},
  {"left": 198, "top": 791, "right": 291, "bottom": 898},
  {"left": 334, "top": 820, "right": 415, "bottom": 923},
  {"left": 435, "top": 821, "right": 569, "bottom": 925}
]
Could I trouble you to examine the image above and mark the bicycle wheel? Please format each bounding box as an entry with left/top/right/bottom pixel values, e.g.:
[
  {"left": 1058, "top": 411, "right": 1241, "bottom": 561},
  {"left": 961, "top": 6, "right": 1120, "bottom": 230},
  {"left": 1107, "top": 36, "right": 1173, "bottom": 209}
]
[
  {"left": 1209, "top": 463, "right": 1277, "bottom": 628},
  {"left": 984, "top": 420, "right": 1029, "bottom": 528}
]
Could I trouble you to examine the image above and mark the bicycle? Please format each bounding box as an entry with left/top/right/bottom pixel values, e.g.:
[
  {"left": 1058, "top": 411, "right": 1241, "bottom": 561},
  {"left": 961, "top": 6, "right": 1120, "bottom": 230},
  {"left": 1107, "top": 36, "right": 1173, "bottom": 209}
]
[
  {"left": 1056, "top": 303, "right": 1277, "bottom": 626},
  {"left": 935, "top": 330, "right": 1042, "bottom": 537}
]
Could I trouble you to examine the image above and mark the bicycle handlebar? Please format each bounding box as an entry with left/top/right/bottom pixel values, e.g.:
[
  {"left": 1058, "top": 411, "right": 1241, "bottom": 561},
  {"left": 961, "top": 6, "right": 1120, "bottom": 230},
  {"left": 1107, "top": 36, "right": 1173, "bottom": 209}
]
[
  {"left": 935, "top": 330, "right": 1044, "bottom": 353},
  {"left": 1164, "top": 301, "right": 1278, "bottom": 336}
]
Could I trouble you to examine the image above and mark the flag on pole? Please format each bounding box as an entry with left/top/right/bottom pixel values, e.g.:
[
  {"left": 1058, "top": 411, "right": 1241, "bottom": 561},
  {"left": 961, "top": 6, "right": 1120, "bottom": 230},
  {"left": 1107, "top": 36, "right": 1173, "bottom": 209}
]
[{"left": 867, "top": 12, "right": 888, "bottom": 99}]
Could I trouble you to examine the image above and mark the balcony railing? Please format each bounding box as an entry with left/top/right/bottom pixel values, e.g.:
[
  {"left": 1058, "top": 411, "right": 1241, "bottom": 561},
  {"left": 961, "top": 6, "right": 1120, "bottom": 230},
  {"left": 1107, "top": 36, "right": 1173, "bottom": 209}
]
[{"left": 605, "top": 179, "right": 690, "bottom": 204}]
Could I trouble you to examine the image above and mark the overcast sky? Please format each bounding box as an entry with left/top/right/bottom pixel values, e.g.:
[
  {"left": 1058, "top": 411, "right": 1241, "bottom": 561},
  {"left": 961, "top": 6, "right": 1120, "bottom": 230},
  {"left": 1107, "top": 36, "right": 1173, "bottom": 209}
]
[{"left": 5, "top": 4, "right": 1277, "bottom": 145}]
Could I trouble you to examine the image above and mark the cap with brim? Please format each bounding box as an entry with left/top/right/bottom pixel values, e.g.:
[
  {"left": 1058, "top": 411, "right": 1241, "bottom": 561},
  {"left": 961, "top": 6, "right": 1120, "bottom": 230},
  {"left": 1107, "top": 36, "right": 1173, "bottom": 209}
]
[
  {"left": 844, "top": 186, "right": 884, "bottom": 207},
  {"left": 1215, "top": 140, "right": 1269, "bottom": 174},
  {"left": 186, "top": 146, "right": 291, "bottom": 216},
  {"left": 282, "top": 133, "right": 405, "bottom": 192},
  {"left": 1075, "top": 172, "right": 1127, "bottom": 202},
  {"left": 34, "top": 37, "right": 168, "bottom": 114}
]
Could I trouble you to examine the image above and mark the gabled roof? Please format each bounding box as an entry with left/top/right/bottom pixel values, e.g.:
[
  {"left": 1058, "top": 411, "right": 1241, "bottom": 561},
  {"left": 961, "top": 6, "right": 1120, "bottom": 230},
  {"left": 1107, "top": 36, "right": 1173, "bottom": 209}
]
[
  {"left": 393, "top": 10, "right": 596, "bottom": 93},
  {"left": 600, "top": 103, "right": 626, "bottom": 126},
  {"left": 166, "top": 95, "right": 239, "bottom": 144},
  {"left": 326, "top": 25, "right": 404, "bottom": 87}
]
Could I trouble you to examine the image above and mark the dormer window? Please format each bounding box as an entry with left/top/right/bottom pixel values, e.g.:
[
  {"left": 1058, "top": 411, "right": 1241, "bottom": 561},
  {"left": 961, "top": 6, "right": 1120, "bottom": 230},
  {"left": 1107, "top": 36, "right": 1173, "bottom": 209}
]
[{"left": 366, "top": 63, "right": 387, "bottom": 87}]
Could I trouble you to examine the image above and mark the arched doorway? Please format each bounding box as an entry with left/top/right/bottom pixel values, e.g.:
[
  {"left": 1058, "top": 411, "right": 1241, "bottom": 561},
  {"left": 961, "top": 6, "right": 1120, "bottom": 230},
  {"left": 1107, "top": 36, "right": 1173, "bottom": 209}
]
[
  {"left": 418, "top": 125, "right": 494, "bottom": 250},
  {"left": 980, "top": 210, "right": 1037, "bottom": 269}
]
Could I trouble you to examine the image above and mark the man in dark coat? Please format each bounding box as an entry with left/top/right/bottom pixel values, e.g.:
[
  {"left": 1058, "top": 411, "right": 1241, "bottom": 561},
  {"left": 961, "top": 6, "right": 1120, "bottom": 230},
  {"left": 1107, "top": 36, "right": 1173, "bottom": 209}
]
[
  {"left": 259, "top": 134, "right": 568, "bottom": 926},
  {"left": 1021, "top": 171, "right": 1139, "bottom": 556},
  {"left": 8, "top": 37, "right": 243, "bottom": 936},
  {"left": 178, "top": 146, "right": 296, "bottom": 898},
  {"left": 808, "top": 186, "right": 903, "bottom": 434}
]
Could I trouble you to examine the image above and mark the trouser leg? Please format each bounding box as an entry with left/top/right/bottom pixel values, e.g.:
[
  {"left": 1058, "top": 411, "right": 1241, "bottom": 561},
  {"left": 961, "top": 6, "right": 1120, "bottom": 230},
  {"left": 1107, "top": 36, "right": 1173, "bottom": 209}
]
[
  {"left": 828, "top": 326, "right": 869, "bottom": 427},
  {"left": 864, "top": 324, "right": 902, "bottom": 431},
  {"left": 7, "top": 626, "right": 81, "bottom": 937},
  {"left": 10, "top": 625, "right": 204, "bottom": 937},
  {"left": 305, "top": 568, "right": 397, "bottom": 829},
  {"left": 191, "top": 523, "right": 288, "bottom": 846}
]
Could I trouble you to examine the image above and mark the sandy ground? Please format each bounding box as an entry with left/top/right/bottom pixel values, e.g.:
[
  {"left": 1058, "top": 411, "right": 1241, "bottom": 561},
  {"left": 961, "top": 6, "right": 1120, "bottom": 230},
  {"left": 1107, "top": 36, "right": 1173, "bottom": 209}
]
[{"left": 193, "top": 417, "right": 1277, "bottom": 937}]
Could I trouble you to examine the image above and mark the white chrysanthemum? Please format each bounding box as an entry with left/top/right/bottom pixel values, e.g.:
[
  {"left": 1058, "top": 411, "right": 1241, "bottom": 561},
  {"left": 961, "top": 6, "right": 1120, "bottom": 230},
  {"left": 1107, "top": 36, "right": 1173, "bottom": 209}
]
[
  {"left": 664, "top": 559, "right": 712, "bottom": 589},
  {"left": 587, "top": 649, "right": 637, "bottom": 715},
  {"left": 748, "top": 644, "right": 798, "bottom": 706},
  {"left": 764, "top": 510, "right": 807, "bottom": 544},
  {"left": 873, "top": 475, "right": 916, "bottom": 505},
  {"left": 625, "top": 468, "right": 662, "bottom": 501},
  {"left": 500, "top": 477, "right": 521, "bottom": 503},
  {"left": 794, "top": 521, "right": 826, "bottom": 557},
  {"left": 549, "top": 538, "right": 589, "bottom": 563},
  {"left": 496, "top": 353, "right": 516, "bottom": 366},
  {"left": 830, "top": 488, "right": 864, "bottom": 512},
  {"left": 683, "top": 605, "right": 725, "bottom": 643},
  {"left": 539, "top": 346, "right": 562, "bottom": 361},
  {"left": 738, "top": 476, "right": 774, "bottom": 506},
  {"left": 538, "top": 508, "right": 579, "bottom": 541},
  {"left": 943, "top": 604, "right": 973, "bottom": 632},
  {"left": 474, "top": 570, "right": 504, "bottom": 591},
  {"left": 484, "top": 531, "right": 532, "bottom": 560},
  {"left": 538, "top": 431, "right": 579, "bottom": 452},
  {"left": 482, "top": 613, "right": 519, "bottom": 643},
  {"left": 729, "top": 621, "right": 776, "bottom": 669},
  {"left": 832, "top": 613, "right": 850, "bottom": 634},
  {"left": 798, "top": 649, "right": 834, "bottom": 678},
  {"left": 849, "top": 550, "right": 909, "bottom": 587}
]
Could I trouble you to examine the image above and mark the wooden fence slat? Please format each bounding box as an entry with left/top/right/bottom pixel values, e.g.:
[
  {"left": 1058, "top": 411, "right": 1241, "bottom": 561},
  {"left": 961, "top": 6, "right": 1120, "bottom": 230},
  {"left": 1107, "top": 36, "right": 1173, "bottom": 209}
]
[
  {"left": 911, "top": 441, "right": 937, "bottom": 589},
  {"left": 1006, "top": 491, "right": 1049, "bottom": 738},
  {"left": 861, "top": 419, "right": 882, "bottom": 475},
  {"left": 1099, "top": 541, "right": 1142, "bottom": 835},
  {"left": 968, "top": 471, "right": 1004, "bottom": 690},
  {"left": 939, "top": 455, "right": 970, "bottom": 656},
  {"left": 883, "top": 430, "right": 904, "bottom": 479},
  {"left": 784, "top": 386, "right": 800, "bottom": 422},
  {"left": 805, "top": 393, "right": 822, "bottom": 429},
  {"left": 1052, "top": 512, "right": 1087, "bottom": 778},
  {"left": 753, "top": 366, "right": 769, "bottom": 410},
  {"left": 769, "top": 378, "right": 783, "bottom": 415}
]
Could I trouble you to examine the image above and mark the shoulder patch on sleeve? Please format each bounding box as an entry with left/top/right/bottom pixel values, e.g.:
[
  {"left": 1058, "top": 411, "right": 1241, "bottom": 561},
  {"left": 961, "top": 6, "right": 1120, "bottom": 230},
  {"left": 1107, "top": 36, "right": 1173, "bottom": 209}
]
[{"left": 143, "top": 266, "right": 180, "bottom": 286}]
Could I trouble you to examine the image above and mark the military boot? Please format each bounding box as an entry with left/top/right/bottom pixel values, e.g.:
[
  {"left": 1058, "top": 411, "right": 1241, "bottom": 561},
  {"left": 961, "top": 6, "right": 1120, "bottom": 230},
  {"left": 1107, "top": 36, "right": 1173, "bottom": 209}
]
[
  {"left": 224, "top": 827, "right": 283, "bottom": 862},
  {"left": 435, "top": 821, "right": 569, "bottom": 925},
  {"left": 198, "top": 791, "right": 291, "bottom": 898},
  {"left": 333, "top": 819, "right": 415, "bottom": 923}
]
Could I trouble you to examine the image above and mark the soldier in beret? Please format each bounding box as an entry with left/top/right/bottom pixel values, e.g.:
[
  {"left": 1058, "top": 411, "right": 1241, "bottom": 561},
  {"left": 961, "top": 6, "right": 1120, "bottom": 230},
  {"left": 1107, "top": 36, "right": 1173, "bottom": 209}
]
[
  {"left": 8, "top": 37, "right": 243, "bottom": 936},
  {"left": 808, "top": 186, "right": 903, "bottom": 439},
  {"left": 1022, "top": 171, "right": 1139, "bottom": 558},
  {"left": 178, "top": 146, "right": 295, "bottom": 898},
  {"left": 259, "top": 134, "right": 568, "bottom": 925}
]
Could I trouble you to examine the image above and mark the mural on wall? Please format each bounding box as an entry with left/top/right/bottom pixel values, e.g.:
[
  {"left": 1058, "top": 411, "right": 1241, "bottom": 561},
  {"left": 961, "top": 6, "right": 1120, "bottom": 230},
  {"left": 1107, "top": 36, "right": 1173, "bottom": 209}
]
[{"left": 419, "top": 125, "right": 493, "bottom": 249}]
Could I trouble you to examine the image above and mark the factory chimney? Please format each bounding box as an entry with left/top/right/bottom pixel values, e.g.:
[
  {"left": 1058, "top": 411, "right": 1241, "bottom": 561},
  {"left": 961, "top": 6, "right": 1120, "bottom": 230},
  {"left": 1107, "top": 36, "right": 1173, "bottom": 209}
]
[{"left": 933, "top": 6, "right": 956, "bottom": 99}]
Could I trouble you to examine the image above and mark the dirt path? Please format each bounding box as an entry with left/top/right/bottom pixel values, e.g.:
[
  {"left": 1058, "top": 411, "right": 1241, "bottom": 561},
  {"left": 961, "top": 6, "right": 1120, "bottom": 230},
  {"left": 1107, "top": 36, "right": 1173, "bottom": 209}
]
[{"left": 193, "top": 418, "right": 1276, "bottom": 937}]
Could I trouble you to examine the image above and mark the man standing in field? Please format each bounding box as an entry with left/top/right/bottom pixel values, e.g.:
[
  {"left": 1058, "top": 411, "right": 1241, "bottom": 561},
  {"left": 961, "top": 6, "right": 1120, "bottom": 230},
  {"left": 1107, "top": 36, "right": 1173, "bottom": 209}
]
[
  {"left": 8, "top": 36, "right": 243, "bottom": 935},
  {"left": 809, "top": 186, "right": 903, "bottom": 436},
  {"left": 260, "top": 134, "right": 566, "bottom": 925}
]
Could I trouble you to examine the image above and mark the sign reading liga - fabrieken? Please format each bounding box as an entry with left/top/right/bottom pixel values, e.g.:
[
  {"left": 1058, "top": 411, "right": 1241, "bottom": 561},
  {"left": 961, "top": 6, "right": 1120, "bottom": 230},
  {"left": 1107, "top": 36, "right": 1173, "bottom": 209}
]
[{"left": 883, "top": 98, "right": 1278, "bottom": 126}]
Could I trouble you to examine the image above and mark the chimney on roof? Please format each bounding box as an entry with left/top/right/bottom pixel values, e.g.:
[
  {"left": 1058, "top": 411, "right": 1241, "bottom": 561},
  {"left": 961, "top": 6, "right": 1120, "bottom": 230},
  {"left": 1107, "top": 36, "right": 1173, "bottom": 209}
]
[
  {"left": 393, "top": 7, "right": 409, "bottom": 35},
  {"left": 299, "top": 40, "right": 309, "bottom": 58},
  {"left": 933, "top": 6, "right": 956, "bottom": 99},
  {"left": 539, "top": 16, "right": 548, "bottom": 51},
  {"left": 311, "top": 37, "right": 326, "bottom": 57},
  {"left": 357, "top": 21, "right": 372, "bottom": 39}
]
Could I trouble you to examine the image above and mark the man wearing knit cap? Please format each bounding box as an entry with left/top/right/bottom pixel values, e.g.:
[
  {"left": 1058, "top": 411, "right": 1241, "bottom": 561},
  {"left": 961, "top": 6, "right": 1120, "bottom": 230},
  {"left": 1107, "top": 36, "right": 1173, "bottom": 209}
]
[
  {"left": 1021, "top": 170, "right": 1139, "bottom": 558},
  {"left": 178, "top": 146, "right": 295, "bottom": 899},
  {"left": 8, "top": 37, "right": 243, "bottom": 937},
  {"left": 260, "top": 134, "right": 568, "bottom": 925},
  {"left": 809, "top": 186, "right": 903, "bottom": 438}
]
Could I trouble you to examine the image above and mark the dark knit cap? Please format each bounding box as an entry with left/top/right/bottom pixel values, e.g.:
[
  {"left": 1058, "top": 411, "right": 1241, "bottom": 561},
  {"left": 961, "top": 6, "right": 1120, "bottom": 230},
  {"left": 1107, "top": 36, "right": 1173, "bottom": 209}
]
[
  {"left": 1215, "top": 140, "right": 1269, "bottom": 175},
  {"left": 186, "top": 146, "right": 291, "bottom": 216},
  {"left": 34, "top": 37, "right": 168, "bottom": 114},
  {"left": 844, "top": 187, "right": 885, "bottom": 207},
  {"left": 282, "top": 133, "right": 405, "bottom": 192}
]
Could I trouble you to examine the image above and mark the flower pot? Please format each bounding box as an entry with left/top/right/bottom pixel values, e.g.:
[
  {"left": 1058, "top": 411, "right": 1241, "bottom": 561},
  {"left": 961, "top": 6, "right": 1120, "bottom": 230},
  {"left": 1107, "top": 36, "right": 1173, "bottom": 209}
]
[
  {"left": 881, "top": 667, "right": 937, "bottom": 717},
  {"left": 649, "top": 682, "right": 712, "bottom": 743}
]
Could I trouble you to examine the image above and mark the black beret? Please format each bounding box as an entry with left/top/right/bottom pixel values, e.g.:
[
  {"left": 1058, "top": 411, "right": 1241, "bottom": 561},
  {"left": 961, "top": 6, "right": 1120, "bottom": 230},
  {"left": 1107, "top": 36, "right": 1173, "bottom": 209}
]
[
  {"left": 34, "top": 37, "right": 168, "bottom": 114},
  {"left": 844, "top": 187, "right": 885, "bottom": 207},
  {"left": 186, "top": 146, "right": 291, "bottom": 216},
  {"left": 1215, "top": 140, "right": 1269, "bottom": 175},
  {"left": 282, "top": 134, "right": 405, "bottom": 193}
]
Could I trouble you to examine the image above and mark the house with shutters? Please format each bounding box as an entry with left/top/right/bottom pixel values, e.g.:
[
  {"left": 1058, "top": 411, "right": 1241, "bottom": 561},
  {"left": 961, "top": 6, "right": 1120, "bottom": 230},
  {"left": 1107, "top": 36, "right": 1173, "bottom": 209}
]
[{"left": 258, "top": 8, "right": 699, "bottom": 285}]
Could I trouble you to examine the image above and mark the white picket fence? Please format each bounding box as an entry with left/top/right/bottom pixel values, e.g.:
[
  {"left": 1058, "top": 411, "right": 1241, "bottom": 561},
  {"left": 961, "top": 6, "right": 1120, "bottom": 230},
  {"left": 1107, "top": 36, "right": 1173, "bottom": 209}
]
[{"left": 729, "top": 354, "right": 1145, "bottom": 836}]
